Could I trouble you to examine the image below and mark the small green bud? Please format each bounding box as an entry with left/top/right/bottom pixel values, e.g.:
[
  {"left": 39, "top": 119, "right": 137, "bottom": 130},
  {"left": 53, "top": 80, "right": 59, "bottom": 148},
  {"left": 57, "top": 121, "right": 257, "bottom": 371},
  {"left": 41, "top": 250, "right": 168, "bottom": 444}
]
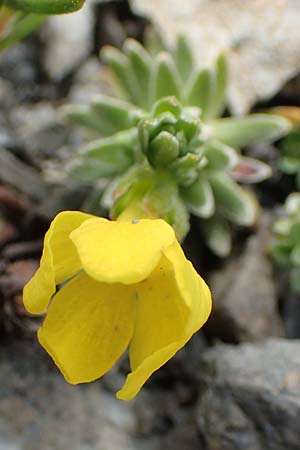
[
  {"left": 171, "top": 153, "right": 204, "bottom": 186},
  {"left": 148, "top": 131, "right": 179, "bottom": 168},
  {"left": 151, "top": 96, "right": 182, "bottom": 118}
]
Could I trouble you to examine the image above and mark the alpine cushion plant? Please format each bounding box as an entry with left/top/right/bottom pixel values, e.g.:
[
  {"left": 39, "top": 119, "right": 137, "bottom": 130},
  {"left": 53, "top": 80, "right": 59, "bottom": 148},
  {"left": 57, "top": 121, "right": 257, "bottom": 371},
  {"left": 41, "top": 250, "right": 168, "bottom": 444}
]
[
  {"left": 64, "top": 35, "right": 291, "bottom": 257},
  {"left": 23, "top": 210, "right": 211, "bottom": 400}
]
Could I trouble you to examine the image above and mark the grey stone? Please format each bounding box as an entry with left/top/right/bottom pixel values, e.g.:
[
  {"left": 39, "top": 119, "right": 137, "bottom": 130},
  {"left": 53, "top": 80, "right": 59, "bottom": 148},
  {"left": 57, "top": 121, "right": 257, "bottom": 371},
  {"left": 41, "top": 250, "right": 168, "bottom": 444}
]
[
  {"left": 9, "top": 102, "right": 69, "bottom": 161},
  {"left": 131, "top": 0, "right": 300, "bottom": 114},
  {"left": 196, "top": 339, "right": 300, "bottom": 450},
  {"left": 0, "top": 340, "right": 138, "bottom": 450},
  {"left": 0, "top": 339, "right": 204, "bottom": 450},
  {"left": 0, "top": 146, "right": 47, "bottom": 201},
  {"left": 207, "top": 214, "right": 283, "bottom": 342}
]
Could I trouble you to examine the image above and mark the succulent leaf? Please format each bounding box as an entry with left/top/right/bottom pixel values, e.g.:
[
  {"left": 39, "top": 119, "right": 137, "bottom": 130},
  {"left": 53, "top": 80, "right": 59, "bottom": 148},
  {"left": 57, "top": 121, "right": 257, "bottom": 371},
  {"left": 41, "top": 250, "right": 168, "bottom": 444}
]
[
  {"left": 124, "top": 39, "right": 152, "bottom": 109},
  {"left": 150, "top": 53, "right": 181, "bottom": 104},
  {"left": 202, "top": 216, "right": 232, "bottom": 257},
  {"left": 91, "top": 96, "right": 142, "bottom": 134},
  {"left": 186, "top": 68, "right": 213, "bottom": 120},
  {"left": 101, "top": 46, "right": 141, "bottom": 106},
  {"left": 208, "top": 172, "right": 258, "bottom": 225},
  {"left": 63, "top": 105, "right": 110, "bottom": 134},
  {"left": 174, "top": 34, "right": 194, "bottom": 83},
  {"left": 290, "top": 244, "right": 300, "bottom": 267},
  {"left": 204, "top": 141, "right": 239, "bottom": 171},
  {"left": 69, "top": 131, "right": 135, "bottom": 180},
  {"left": 211, "top": 114, "right": 291, "bottom": 148},
  {"left": 181, "top": 175, "right": 215, "bottom": 218},
  {"left": 209, "top": 52, "right": 228, "bottom": 119},
  {"left": 229, "top": 156, "right": 272, "bottom": 183}
]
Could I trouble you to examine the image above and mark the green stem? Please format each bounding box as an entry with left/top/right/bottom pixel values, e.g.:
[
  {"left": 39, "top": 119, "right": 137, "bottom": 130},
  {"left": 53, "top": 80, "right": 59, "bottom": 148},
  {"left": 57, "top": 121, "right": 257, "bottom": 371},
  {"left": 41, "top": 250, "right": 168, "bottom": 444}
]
[
  {"left": 0, "top": 11, "right": 46, "bottom": 51},
  {"left": 5, "top": 0, "right": 85, "bottom": 14}
]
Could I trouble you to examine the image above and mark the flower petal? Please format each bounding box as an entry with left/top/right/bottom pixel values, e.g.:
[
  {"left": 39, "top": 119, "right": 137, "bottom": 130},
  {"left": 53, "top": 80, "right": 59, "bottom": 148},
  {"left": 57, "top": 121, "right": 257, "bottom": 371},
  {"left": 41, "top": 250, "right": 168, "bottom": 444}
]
[
  {"left": 23, "top": 211, "right": 92, "bottom": 314},
  {"left": 70, "top": 217, "right": 175, "bottom": 284},
  {"left": 117, "top": 241, "right": 211, "bottom": 400},
  {"left": 38, "top": 272, "right": 136, "bottom": 384}
]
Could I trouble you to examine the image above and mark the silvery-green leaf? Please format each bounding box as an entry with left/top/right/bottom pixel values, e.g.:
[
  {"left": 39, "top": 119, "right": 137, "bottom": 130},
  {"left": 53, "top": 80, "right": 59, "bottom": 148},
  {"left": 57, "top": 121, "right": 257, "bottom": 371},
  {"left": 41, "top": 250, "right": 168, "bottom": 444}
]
[
  {"left": 210, "top": 52, "right": 228, "bottom": 119},
  {"left": 290, "top": 244, "right": 300, "bottom": 267},
  {"left": 210, "top": 114, "right": 291, "bottom": 148},
  {"left": 67, "top": 159, "right": 114, "bottom": 182},
  {"left": 270, "top": 241, "right": 291, "bottom": 266},
  {"left": 181, "top": 175, "right": 215, "bottom": 218},
  {"left": 230, "top": 157, "right": 272, "bottom": 183},
  {"left": 171, "top": 153, "right": 204, "bottom": 186},
  {"left": 272, "top": 218, "right": 292, "bottom": 237},
  {"left": 286, "top": 193, "right": 300, "bottom": 216},
  {"left": 174, "top": 35, "right": 194, "bottom": 83},
  {"left": 202, "top": 216, "right": 232, "bottom": 257},
  {"left": 278, "top": 156, "right": 300, "bottom": 174},
  {"left": 124, "top": 39, "right": 152, "bottom": 109},
  {"left": 280, "top": 130, "right": 300, "bottom": 158},
  {"left": 150, "top": 53, "right": 181, "bottom": 103},
  {"left": 204, "top": 140, "right": 239, "bottom": 170},
  {"left": 73, "top": 132, "right": 135, "bottom": 178},
  {"left": 62, "top": 105, "right": 109, "bottom": 134},
  {"left": 92, "top": 96, "right": 141, "bottom": 134},
  {"left": 101, "top": 46, "right": 141, "bottom": 105},
  {"left": 186, "top": 68, "right": 213, "bottom": 120},
  {"left": 290, "top": 223, "right": 300, "bottom": 244},
  {"left": 144, "top": 26, "right": 167, "bottom": 57},
  {"left": 209, "top": 172, "right": 258, "bottom": 225}
]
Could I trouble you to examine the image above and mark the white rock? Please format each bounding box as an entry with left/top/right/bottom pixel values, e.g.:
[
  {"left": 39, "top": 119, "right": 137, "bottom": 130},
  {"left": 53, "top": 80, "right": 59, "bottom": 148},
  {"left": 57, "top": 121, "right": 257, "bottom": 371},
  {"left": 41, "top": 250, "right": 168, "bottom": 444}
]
[
  {"left": 131, "top": 0, "right": 300, "bottom": 114},
  {"left": 42, "top": 2, "right": 94, "bottom": 80}
]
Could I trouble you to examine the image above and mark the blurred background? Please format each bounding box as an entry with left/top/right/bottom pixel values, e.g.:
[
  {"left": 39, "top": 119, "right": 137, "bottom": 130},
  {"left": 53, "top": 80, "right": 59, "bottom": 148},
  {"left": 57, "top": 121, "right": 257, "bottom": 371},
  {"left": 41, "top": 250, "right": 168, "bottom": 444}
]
[{"left": 1, "top": 1, "right": 300, "bottom": 449}]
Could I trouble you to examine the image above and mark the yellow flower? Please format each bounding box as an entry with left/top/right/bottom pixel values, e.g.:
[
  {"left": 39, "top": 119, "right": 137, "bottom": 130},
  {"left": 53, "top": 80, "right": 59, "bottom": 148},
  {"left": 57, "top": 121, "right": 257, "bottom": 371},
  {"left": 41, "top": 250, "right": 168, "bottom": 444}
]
[{"left": 23, "top": 211, "right": 211, "bottom": 400}]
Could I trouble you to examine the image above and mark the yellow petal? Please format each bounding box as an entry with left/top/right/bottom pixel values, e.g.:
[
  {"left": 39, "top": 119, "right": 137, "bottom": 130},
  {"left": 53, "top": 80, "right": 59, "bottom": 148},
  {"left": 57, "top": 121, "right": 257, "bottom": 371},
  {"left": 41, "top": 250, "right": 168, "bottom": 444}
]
[
  {"left": 70, "top": 217, "right": 175, "bottom": 285},
  {"left": 38, "top": 272, "right": 136, "bottom": 383},
  {"left": 23, "top": 211, "right": 92, "bottom": 314},
  {"left": 117, "top": 241, "right": 211, "bottom": 400}
]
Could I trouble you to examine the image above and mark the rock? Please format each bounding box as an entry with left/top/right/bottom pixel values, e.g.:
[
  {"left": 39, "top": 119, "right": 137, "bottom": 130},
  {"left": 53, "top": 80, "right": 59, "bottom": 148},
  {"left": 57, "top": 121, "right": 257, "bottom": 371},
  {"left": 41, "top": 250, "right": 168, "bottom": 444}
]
[
  {"left": 0, "top": 338, "right": 204, "bottom": 450},
  {"left": 207, "top": 214, "right": 283, "bottom": 342},
  {"left": 131, "top": 0, "right": 300, "bottom": 114},
  {"left": 0, "top": 340, "right": 138, "bottom": 450},
  {"left": 9, "top": 102, "right": 69, "bottom": 160},
  {"left": 196, "top": 339, "right": 300, "bottom": 450},
  {"left": 0, "top": 42, "right": 41, "bottom": 102},
  {"left": 0, "top": 147, "right": 47, "bottom": 201},
  {"left": 282, "top": 290, "right": 300, "bottom": 339},
  {"left": 42, "top": 2, "right": 94, "bottom": 80}
]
